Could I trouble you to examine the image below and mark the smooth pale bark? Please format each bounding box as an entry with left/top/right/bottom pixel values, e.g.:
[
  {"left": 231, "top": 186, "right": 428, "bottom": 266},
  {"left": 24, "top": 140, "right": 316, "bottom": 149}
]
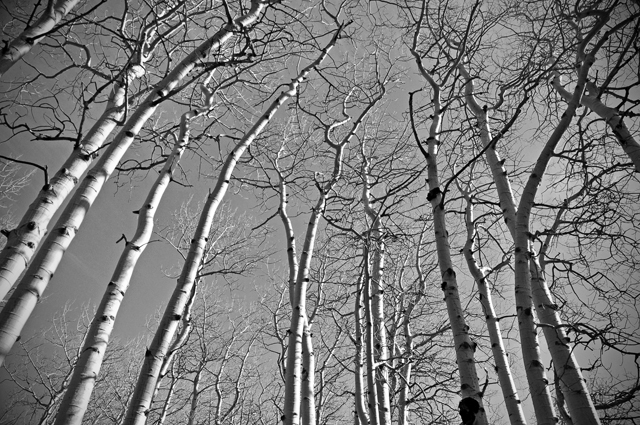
[
  {"left": 126, "top": 27, "right": 341, "bottom": 425},
  {"left": 0, "top": 3, "right": 185, "bottom": 301},
  {"left": 552, "top": 74, "right": 640, "bottom": 173},
  {"left": 301, "top": 324, "right": 316, "bottom": 425},
  {"left": 411, "top": 20, "right": 487, "bottom": 422},
  {"left": 353, "top": 275, "right": 369, "bottom": 425},
  {"left": 459, "top": 47, "right": 602, "bottom": 422},
  {"left": 398, "top": 308, "right": 412, "bottom": 425},
  {"left": 398, "top": 227, "right": 428, "bottom": 425},
  {"left": 0, "top": 0, "right": 80, "bottom": 78},
  {"left": 461, "top": 192, "right": 526, "bottom": 425},
  {"left": 360, "top": 145, "right": 391, "bottom": 425},
  {"left": 458, "top": 62, "right": 551, "bottom": 422},
  {"left": 282, "top": 26, "right": 380, "bottom": 424},
  {"left": 276, "top": 167, "right": 316, "bottom": 425},
  {"left": 362, "top": 251, "right": 380, "bottom": 425},
  {"left": 514, "top": 29, "right": 602, "bottom": 422},
  {"left": 0, "top": 0, "right": 266, "bottom": 369},
  {"left": 156, "top": 366, "right": 178, "bottom": 425},
  {"left": 153, "top": 279, "right": 198, "bottom": 400},
  {"left": 283, "top": 139, "right": 342, "bottom": 425},
  {"left": 53, "top": 94, "right": 210, "bottom": 425},
  {"left": 315, "top": 334, "right": 338, "bottom": 425},
  {"left": 0, "top": 64, "right": 144, "bottom": 301}
]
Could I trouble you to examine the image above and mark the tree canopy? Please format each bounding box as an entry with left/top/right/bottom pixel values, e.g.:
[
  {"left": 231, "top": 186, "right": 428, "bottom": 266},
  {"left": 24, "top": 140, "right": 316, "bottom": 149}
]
[{"left": 1, "top": 0, "right": 639, "bottom": 424}]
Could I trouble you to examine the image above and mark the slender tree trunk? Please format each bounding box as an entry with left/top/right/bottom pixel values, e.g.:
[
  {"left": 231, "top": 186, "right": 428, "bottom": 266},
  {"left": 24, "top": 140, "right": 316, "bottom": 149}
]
[
  {"left": 397, "top": 226, "right": 428, "bottom": 425},
  {"left": 360, "top": 144, "right": 391, "bottom": 425},
  {"left": 301, "top": 324, "right": 316, "bottom": 425},
  {"left": 458, "top": 53, "right": 602, "bottom": 423},
  {"left": 125, "top": 30, "right": 340, "bottom": 425},
  {"left": 460, "top": 190, "right": 527, "bottom": 425},
  {"left": 551, "top": 74, "right": 640, "bottom": 172},
  {"left": 0, "top": 0, "right": 80, "bottom": 78},
  {"left": 281, "top": 24, "right": 370, "bottom": 425},
  {"left": 53, "top": 93, "right": 210, "bottom": 425},
  {"left": 275, "top": 156, "right": 316, "bottom": 424},
  {"left": 154, "top": 279, "right": 198, "bottom": 399},
  {"left": 398, "top": 304, "right": 412, "bottom": 425},
  {"left": 283, "top": 145, "right": 343, "bottom": 425},
  {"left": 410, "top": 34, "right": 487, "bottom": 422},
  {"left": 515, "top": 38, "right": 601, "bottom": 423},
  {"left": 156, "top": 366, "right": 178, "bottom": 425},
  {"left": 353, "top": 275, "right": 369, "bottom": 425},
  {"left": 0, "top": 2, "right": 186, "bottom": 301},
  {"left": 187, "top": 365, "right": 203, "bottom": 425},
  {"left": 0, "top": 0, "right": 267, "bottom": 369},
  {"left": 0, "top": 63, "right": 144, "bottom": 301},
  {"left": 362, "top": 250, "right": 380, "bottom": 425}
]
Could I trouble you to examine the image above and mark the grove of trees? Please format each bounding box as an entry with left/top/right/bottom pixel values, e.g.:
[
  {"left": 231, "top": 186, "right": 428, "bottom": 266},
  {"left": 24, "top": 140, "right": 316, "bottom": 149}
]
[{"left": 0, "top": 0, "right": 639, "bottom": 424}]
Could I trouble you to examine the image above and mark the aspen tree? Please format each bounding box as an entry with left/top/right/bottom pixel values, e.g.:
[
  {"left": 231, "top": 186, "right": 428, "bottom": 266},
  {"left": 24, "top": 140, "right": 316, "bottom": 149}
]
[
  {"left": 124, "top": 28, "right": 344, "bottom": 425},
  {"left": 0, "top": 0, "right": 85, "bottom": 78},
  {"left": 362, "top": 248, "right": 380, "bottom": 425},
  {"left": 409, "top": 1, "right": 487, "bottom": 422},
  {"left": 360, "top": 137, "right": 391, "bottom": 425},
  {"left": 397, "top": 225, "right": 432, "bottom": 425},
  {"left": 456, "top": 61, "right": 558, "bottom": 422},
  {"left": 53, "top": 83, "right": 214, "bottom": 425},
  {"left": 551, "top": 74, "right": 640, "bottom": 172},
  {"left": 511, "top": 6, "right": 615, "bottom": 424},
  {"left": 0, "top": 0, "right": 267, "bottom": 367},
  {"left": 0, "top": 1, "right": 188, "bottom": 300},
  {"left": 282, "top": 64, "right": 385, "bottom": 424},
  {"left": 458, "top": 177, "right": 527, "bottom": 425},
  {"left": 457, "top": 4, "right": 636, "bottom": 422},
  {"left": 272, "top": 152, "right": 317, "bottom": 425},
  {"left": 352, "top": 274, "right": 369, "bottom": 425}
]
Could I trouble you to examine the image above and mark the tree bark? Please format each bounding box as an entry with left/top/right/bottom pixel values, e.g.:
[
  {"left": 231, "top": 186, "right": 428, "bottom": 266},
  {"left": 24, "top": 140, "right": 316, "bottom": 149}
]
[
  {"left": 0, "top": 63, "right": 144, "bottom": 301},
  {"left": 461, "top": 190, "right": 527, "bottom": 425},
  {"left": 53, "top": 90, "right": 210, "bottom": 425},
  {"left": 360, "top": 143, "right": 391, "bottom": 425},
  {"left": 410, "top": 21, "right": 487, "bottom": 421},
  {"left": 551, "top": 74, "right": 640, "bottom": 173},
  {"left": 0, "top": 0, "right": 80, "bottom": 78},
  {"left": 125, "top": 26, "right": 340, "bottom": 425},
  {"left": 0, "top": 0, "right": 267, "bottom": 369}
]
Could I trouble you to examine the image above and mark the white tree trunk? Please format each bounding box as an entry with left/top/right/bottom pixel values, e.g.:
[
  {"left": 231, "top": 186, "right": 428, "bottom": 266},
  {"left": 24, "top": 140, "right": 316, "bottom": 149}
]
[
  {"left": 362, "top": 251, "right": 380, "bottom": 425},
  {"left": 0, "top": 63, "right": 144, "bottom": 301},
  {"left": 53, "top": 93, "right": 210, "bottom": 425},
  {"left": 411, "top": 35, "right": 487, "bottom": 423},
  {"left": 0, "top": 2, "right": 185, "bottom": 301},
  {"left": 460, "top": 190, "right": 527, "bottom": 425},
  {"left": 514, "top": 43, "right": 601, "bottom": 424},
  {"left": 552, "top": 74, "right": 640, "bottom": 172},
  {"left": 282, "top": 24, "right": 374, "bottom": 424},
  {"left": 360, "top": 144, "right": 391, "bottom": 425},
  {"left": 0, "top": 0, "right": 267, "bottom": 369},
  {"left": 0, "top": 0, "right": 80, "bottom": 78},
  {"left": 353, "top": 275, "right": 369, "bottom": 425},
  {"left": 125, "top": 28, "right": 339, "bottom": 425},
  {"left": 458, "top": 54, "right": 601, "bottom": 423},
  {"left": 301, "top": 324, "right": 316, "bottom": 425}
]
